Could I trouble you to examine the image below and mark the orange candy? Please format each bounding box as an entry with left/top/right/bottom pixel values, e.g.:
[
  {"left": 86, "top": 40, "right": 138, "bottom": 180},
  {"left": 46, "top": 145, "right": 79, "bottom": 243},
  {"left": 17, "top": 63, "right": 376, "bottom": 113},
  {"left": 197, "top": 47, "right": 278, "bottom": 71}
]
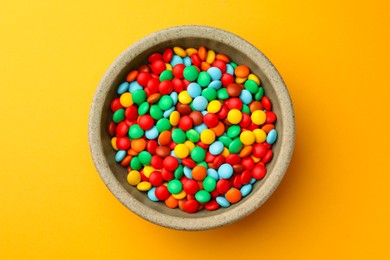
[
  {"left": 235, "top": 65, "right": 250, "bottom": 78},
  {"left": 165, "top": 195, "right": 178, "bottom": 208},
  {"left": 225, "top": 188, "right": 242, "bottom": 203},
  {"left": 198, "top": 46, "right": 207, "bottom": 61},
  {"left": 126, "top": 70, "right": 138, "bottom": 82},
  {"left": 211, "top": 121, "right": 225, "bottom": 137},
  {"left": 262, "top": 124, "right": 275, "bottom": 134},
  {"left": 131, "top": 138, "right": 146, "bottom": 152},
  {"left": 201, "top": 61, "right": 211, "bottom": 71},
  {"left": 158, "top": 131, "right": 172, "bottom": 146},
  {"left": 192, "top": 165, "right": 207, "bottom": 181},
  {"left": 178, "top": 199, "right": 187, "bottom": 210},
  {"left": 216, "top": 53, "right": 230, "bottom": 63},
  {"left": 240, "top": 146, "right": 253, "bottom": 157}
]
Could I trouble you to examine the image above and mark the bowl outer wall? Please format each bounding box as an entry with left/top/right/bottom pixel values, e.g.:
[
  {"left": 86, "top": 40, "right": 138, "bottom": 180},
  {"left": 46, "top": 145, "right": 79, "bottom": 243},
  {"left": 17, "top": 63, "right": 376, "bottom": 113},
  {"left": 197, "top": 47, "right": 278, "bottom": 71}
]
[{"left": 88, "top": 25, "right": 295, "bottom": 230}]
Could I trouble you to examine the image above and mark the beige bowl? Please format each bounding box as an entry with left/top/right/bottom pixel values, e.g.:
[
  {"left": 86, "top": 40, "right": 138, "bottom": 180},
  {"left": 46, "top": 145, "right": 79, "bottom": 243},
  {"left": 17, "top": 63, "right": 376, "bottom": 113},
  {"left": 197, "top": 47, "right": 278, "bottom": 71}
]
[{"left": 88, "top": 25, "right": 295, "bottom": 230}]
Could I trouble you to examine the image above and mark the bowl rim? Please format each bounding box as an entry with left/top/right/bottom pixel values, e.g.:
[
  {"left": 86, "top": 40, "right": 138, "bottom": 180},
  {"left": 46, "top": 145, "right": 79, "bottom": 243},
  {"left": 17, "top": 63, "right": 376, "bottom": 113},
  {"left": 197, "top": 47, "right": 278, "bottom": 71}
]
[{"left": 88, "top": 25, "right": 295, "bottom": 230}]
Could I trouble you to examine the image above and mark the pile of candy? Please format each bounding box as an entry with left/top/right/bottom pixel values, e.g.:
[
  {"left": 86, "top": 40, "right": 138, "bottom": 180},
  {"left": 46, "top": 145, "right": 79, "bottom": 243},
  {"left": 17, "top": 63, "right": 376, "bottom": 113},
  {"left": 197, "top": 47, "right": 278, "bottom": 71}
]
[{"left": 108, "top": 46, "right": 278, "bottom": 213}]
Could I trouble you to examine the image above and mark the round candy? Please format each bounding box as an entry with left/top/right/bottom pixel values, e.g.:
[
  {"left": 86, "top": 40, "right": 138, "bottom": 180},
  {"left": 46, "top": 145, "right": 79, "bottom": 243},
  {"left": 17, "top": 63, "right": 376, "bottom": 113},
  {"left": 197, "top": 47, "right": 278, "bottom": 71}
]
[
  {"left": 195, "top": 190, "right": 211, "bottom": 203},
  {"left": 227, "top": 109, "right": 242, "bottom": 124},
  {"left": 200, "top": 129, "right": 216, "bottom": 144},
  {"left": 167, "top": 179, "right": 183, "bottom": 194},
  {"left": 251, "top": 110, "right": 266, "bottom": 125},
  {"left": 183, "top": 65, "right": 199, "bottom": 81},
  {"left": 218, "top": 163, "right": 233, "bottom": 179},
  {"left": 240, "top": 130, "right": 255, "bottom": 145},
  {"left": 174, "top": 144, "right": 190, "bottom": 158}
]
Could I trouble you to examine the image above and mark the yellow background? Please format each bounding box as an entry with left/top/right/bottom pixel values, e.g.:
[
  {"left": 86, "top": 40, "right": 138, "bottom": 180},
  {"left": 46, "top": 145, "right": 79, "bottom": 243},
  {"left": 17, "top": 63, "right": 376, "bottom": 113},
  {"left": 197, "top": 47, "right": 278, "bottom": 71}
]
[{"left": 1, "top": 0, "right": 389, "bottom": 259}]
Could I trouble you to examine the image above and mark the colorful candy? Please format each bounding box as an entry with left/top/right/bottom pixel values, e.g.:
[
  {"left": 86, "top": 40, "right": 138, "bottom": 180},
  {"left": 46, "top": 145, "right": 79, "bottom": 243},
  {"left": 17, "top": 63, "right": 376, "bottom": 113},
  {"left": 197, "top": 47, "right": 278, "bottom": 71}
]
[{"left": 108, "top": 46, "right": 278, "bottom": 213}]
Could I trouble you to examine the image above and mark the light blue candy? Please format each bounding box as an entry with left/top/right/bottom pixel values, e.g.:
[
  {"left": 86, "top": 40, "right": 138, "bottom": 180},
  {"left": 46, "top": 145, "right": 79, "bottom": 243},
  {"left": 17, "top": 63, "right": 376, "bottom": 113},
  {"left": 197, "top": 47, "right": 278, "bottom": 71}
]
[
  {"left": 170, "top": 91, "right": 178, "bottom": 105},
  {"left": 183, "top": 56, "right": 192, "bottom": 66},
  {"left": 192, "top": 96, "right": 208, "bottom": 111},
  {"left": 208, "top": 80, "right": 222, "bottom": 90},
  {"left": 240, "top": 184, "right": 253, "bottom": 197},
  {"left": 201, "top": 110, "right": 208, "bottom": 116},
  {"left": 240, "top": 89, "right": 253, "bottom": 104},
  {"left": 145, "top": 126, "right": 159, "bottom": 139},
  {"left": 163, "top": 107, "right": 175, "bottom": 118},
  {"left": 216, "top": 196, "right": 231, "bottom": 207},
  {"left": 266, "top": 129, "right": 278, "bottom": 144},
  {"left": 183, "top": 166, "right": 193, "bottom": 179},
  {"left": 170, "top": 55, "right": 183, "bottom": 67},
  {"left": 129, "top": 81, "right": 143, "bottom": 93},
  {"left": 218, "top": 163, "right": 233, "bottom": 179},
  {"left": 250, "top": 178, "right": 256, "bottom": 184},
  {"left": 209, "top": 141, "right": 224, "bottom": 155},
  {"left": 115, "top": 150, "right": 126, "bottom": 162},
  {"left": 194, "top": 123, "right": 207, "bottom": 134},
  {"left": 226, "top": 64, "right": 234, "bottom": 75},
  {"left": 207, "top": 67, "right": 222, "bottom": 80},
  {"left": 207, "top": 168, "right": 219, "bottom": 180},
  {"left": 147, "top": 188, "right": 159, "bottom": 202},
  {"left": 187, "top": 83, "right": 202, "bottom": 98},
  {"left": 117, "top": 82, "right": 129, "bottom": 94}
]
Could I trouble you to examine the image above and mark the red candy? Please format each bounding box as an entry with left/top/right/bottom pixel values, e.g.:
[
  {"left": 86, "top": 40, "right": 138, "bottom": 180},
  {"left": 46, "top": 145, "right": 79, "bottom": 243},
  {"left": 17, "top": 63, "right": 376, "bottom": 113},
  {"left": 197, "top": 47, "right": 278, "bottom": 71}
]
[
  {"left": 163, "top": 156, "right": 178, "bottom": 171},
  {"left": 155, "top": 185, "right": 170, "bottom": 200},
  {"left": 138, "top": 115, "right": 154, "bottom": 130}
]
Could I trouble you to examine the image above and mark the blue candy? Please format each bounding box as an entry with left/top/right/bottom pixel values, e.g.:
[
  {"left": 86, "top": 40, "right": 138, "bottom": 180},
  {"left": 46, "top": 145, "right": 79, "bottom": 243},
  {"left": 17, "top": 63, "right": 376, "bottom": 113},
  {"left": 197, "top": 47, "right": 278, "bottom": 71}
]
[
  {"left": 187, "top": 83, "right": 202, "bottom": 98},
  {"left": 240, "top": 89, "right": 253, "bottom": 104},
  {"left": 266, "top": 129, "right": 278, "bottom": 144},
  {"left": 183, "top": 166, "right": 193, "bottom": 179},
  {"left": 207, "top": 67, "right": 222, "bottom": 80},
  {"left": 170, "top": 91, "right": 178, "bottom": 105},
  {"left": 145, "top": 126, "right": 159, "bottom": 139},
  {"left": 226, "top": 63, "right": 234, "bottom": 75},
  {"left": 218, "top": 163, "right": 234, "bottom": 179},
  {"left": 209, "top": 141, "right": 224, "bottom": 155},
  {"left": 194, "top": 123, "right": 207, "bottom": 134},
  {"left": 147, "top": 188, "right": 159, "bottom": 202},
  {"left": 115, "top": 150, "right": 126, "bottom": 162},
  {"left": 240, "top": 184, "right": 253, "bottom": 197},
  {"left": 192, "top": 96, "right": 208, "bottom": 111},
  {"left": 170, "top": 55, "right": 184, "bottom": 67},
  {"left": 117, "top": 82, "right": 129, "bottom": 94},
  {"left": 163, "top": 107, "right": 175, "bottom": 118},
  {"left": 183, "top": 56, "right": 192, "bottom": 66},
  {"left": 129, "top": 81, "right": 142, "bottom": 93},
  {"left": 208, "top": 80, "right": 222, "bottom": 90},
  {"left": 250, "top": 178, "right": 256, "bottom": 184},
  {"left": 207, "top": 168, "right": 219, "bottom": 180},
  {"left": 216, "top": 196, "right": 231, "bottom": 207}
]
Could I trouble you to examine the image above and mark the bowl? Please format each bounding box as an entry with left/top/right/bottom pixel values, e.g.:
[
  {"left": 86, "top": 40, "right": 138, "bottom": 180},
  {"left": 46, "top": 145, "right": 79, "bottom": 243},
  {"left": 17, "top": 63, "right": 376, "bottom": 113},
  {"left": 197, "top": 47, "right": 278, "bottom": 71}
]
[{"left": 88, "top": 25, "right": 295, "bottom": 230}]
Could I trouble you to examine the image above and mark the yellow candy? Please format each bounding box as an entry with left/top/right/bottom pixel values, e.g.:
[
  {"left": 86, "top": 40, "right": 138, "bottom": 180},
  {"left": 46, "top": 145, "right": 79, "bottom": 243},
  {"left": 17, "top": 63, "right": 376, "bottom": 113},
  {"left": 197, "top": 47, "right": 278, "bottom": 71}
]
[
  {"left": 172, "top": 190, "right": 187, "bottom": 199},
  {"left": 227, "top": 109, "right": 242, "bottom": 124},
  {"left": 186, "top": 47, "right": 198, "bottom": 56},
  {"left": 184, "top": 140, "right": 195, "bottom": 151},
  {"left": 137, "top": 181, "right": 152, "bottom": 191},
  {"left": 251, "top": 110, "right": 266, "bottom": 125},
  {"left": 111, "top": 137, "right": 118, "bottom": 150},
  {"left": 143, "top": 166, "right": 156, "bottom": 178},
  {"left": 235, "top": 77, "right": 247, "bottom": 83},
  {"left": 221, "top": 147, "right": 230, "bottom": 157},
  {"left": 169, "top": 111, "right": 180, "bottom": 126},
  {"left": 173, "top": 46, "right": 187, "bottom": 57},
  {"left": 253, "top": 129, "right": 267, "bottom": 143},
  {"left": 165, "top": 63, "right": 172, "bottom": 70},
  {"left": 240, "top": 130, "right": 256, "bottom": 145},
  {"left": 252, "top": 156, "right": 261, "bottom": 163},
  {"left": 127, "top": 170, "right": 141, "bottom": 186},
  {"left": 119, "top": 92, "right": 133, "bottom": 107},
  {"left": 207, "top": 100, "right": 222, "bottom": 113},
  {"left": 178, "top": 91, "right": 192, "bottom": 104},
  {"left": 248, "top": 73, "right": 261, "bottom": 85},
  {"left": 206, "top": 50, "right": 216, "bottom": 64},
  {"left": 200, "top": 129, "right": 216, "bottom": 144},
  {"left": 174, "top": 144, "right": 190, "bottom": 158}
]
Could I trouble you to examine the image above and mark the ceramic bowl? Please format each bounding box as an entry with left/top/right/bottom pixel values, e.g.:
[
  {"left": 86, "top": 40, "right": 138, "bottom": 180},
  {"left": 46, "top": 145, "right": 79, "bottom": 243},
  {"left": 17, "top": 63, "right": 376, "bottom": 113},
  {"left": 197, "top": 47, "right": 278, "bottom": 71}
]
[{"left": 88, "top": 25, "right": 295, "bottom": 230}]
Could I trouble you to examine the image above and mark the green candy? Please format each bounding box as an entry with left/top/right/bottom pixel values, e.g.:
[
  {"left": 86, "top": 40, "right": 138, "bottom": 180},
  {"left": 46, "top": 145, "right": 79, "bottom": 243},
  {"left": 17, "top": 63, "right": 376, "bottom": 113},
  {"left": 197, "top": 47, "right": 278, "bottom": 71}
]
[
  {"left": 227, "top": 125, "right": 241, "bottom": 138},
  {"left": 219, "top": 135, "right": 232, "bottom": 147},
  {"left": 113, "top": 108, "right": 125, "bottom": 123},
  {"left": 202, "top": 176, "right": 217, "bottom": 192},
  {"left": 244, "top": 79, "right": 259, "bottom": 94},
  {"left": 186, "top": 129, "right": 200, "bottom": 142},
  {"left": 128, "top": 124, "right": 144, "bottom": 139},
  {"left": 138, "top": 151, "right": 151, "bottom": 165},
  {"left": 130, "top": 157, "right": 142, "bottom": 170},
  {"left": 242, "top": 104, "right": 250, "bottom": 114},
  {"left": 167, "top": 179, "right": 182, "bottom": 194},
  {"left": 202, "top": 87, "right": 217, "bottom": 102},
  {"left": 191, "top": 146, "right": 206, "bottom": 163},
  {"left": 197, "top": 161, "right": 208, "bottom": 169},
  {"left": 174, "top": 165, "right": 184, "bottom": 179},
  {"left": 230, "top": 62, "right": 238, "bottom": 69},
  {"left": 183, "top": 65, "right": 199, "bottom": 81},
  {"left": 195, "top": 190, "right": 211, "bottom": 203},
  {"left": 159, "top": 70, "right": 173, "bottom": 81},
  {"left": 132, "top": 89, "right": 146, "bottom": 105},
  {"left": 158, "top": 95, "right": 173, "bottom": 110},
  {"left": 197, "top": 71, "right": 211, "bottom": 87},
  {"left": 138, "top": 102, "right": 150, "bottom": 115},
  {"left": 255, "top": 87, "right": 264, "bottom": 101},
  {"left": 217, "top": 88, "right": 229, "bottom": 100},
  {"left": 156, "top": 118, "right": 171, "bottom": 132},
  {"left": 229, "top": 137, "right": 243, "bottom": 154},
  {"left": 150, "top": 105, "right": 163, "bottom": 120},
  {"left": 172, "top": 128, "right": 186, "bottom": 144}
]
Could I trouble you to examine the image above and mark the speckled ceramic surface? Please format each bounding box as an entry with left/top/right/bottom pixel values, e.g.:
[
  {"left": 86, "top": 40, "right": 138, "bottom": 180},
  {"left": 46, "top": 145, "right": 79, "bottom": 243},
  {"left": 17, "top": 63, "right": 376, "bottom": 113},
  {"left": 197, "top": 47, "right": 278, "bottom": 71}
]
[{"left": 88, "top": 25, "right": 295, "bottom": 230}]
